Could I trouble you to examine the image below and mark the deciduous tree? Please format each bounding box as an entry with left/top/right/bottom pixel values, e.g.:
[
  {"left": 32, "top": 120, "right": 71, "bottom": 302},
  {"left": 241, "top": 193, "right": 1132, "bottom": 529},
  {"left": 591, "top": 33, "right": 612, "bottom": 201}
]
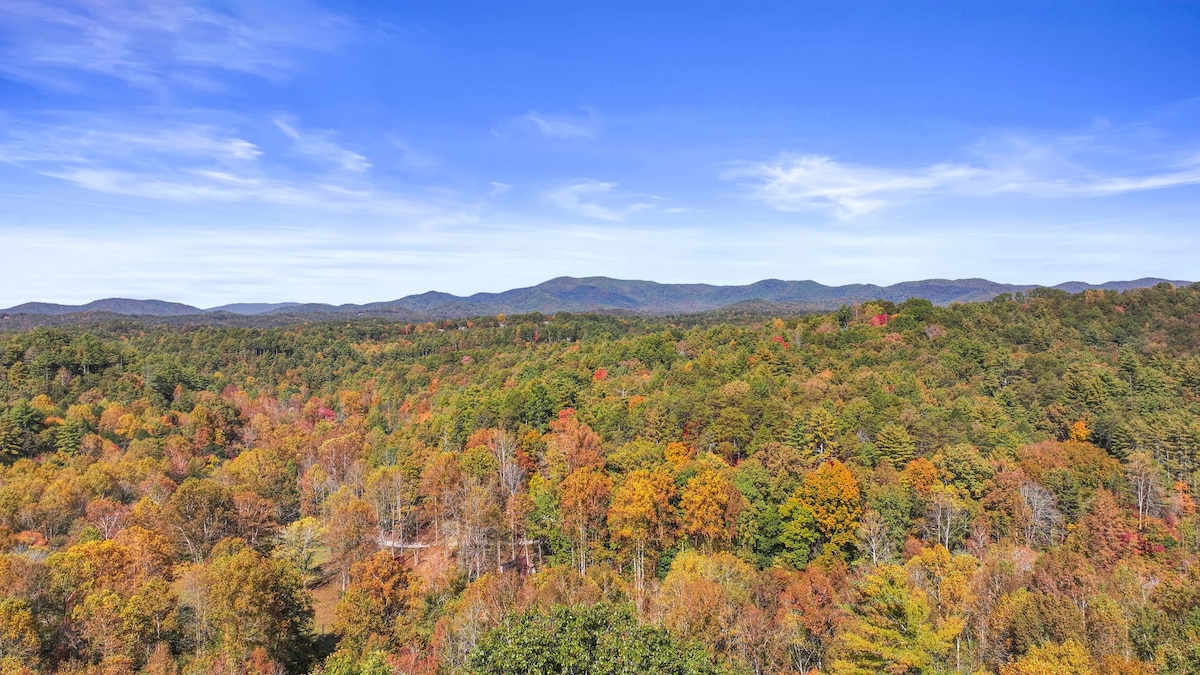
[
  {"left": 830, "top": 565, "right": 959, "bottom": 675},
  {"left": 607, "top": 468, "right": 675, "bottom": 606},
  {"left": 792, "top": 460, "right": 861, "bottom": 559},
  {"left": 560, "top": 467, "right": 612, "bottom": 573},
  {"left": 680, "top": 468, "right": 746, "bottom": 550}
]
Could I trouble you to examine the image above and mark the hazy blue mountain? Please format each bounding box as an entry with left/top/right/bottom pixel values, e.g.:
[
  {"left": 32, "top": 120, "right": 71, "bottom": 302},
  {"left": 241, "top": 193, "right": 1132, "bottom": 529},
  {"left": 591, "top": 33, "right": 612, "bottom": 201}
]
[
  {"left": 1052, "top": 278, "right": 1183, "bottom": 293},
  {"left": 0, "top": 302, "right": 83, "bottom": 316},
  {"left": 3, "top": 277, "right": 1192, "bottom": 320},
  {"left": 204, "top": 302, "right": 302, "bottom": 315},
  {"left": 2, "top": 298, "right": 202, "bottom": 316},
  {"left": 351, "top": 276, "right": 1191, "bottom": 317}
]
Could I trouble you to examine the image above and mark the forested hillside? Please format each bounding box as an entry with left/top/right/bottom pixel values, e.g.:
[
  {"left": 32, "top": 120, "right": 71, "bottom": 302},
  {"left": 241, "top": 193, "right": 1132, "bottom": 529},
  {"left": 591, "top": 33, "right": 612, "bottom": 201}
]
[{"left": 2, "top": 283, "right": 1200, "bottom": 674}]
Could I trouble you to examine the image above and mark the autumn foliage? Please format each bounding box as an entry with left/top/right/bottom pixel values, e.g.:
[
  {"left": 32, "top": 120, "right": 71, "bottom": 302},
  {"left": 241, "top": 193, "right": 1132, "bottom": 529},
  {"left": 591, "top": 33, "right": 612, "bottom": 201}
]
[{"left": 0, "top": 285, "right": 1199, "bottom": 673}]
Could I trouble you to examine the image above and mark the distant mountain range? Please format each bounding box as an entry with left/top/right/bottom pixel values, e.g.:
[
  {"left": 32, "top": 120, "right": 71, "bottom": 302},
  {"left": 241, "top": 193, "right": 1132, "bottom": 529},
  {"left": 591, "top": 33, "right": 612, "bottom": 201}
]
[{"left": 1, "top": 277, "right": 1192, "bottom": 325}]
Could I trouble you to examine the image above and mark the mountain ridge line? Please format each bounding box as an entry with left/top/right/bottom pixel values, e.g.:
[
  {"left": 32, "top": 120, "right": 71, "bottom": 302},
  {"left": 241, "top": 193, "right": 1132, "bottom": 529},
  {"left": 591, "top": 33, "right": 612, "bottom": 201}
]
[{"left": 2, "top": 275, "right": 1192, "bottom": 320}]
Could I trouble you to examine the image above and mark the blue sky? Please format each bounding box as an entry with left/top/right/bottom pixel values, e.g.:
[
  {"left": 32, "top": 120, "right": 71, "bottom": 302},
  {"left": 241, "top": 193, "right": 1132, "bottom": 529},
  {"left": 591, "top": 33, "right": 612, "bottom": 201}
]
[{"left": 1, "top": 1, "right": 1199, "bottom": 307}]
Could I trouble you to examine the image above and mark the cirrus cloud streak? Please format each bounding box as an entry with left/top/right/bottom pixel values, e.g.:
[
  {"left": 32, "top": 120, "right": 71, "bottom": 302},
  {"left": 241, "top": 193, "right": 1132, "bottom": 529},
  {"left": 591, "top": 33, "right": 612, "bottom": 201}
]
[
  {"left": 0, "top": 0, "right": 348, "bottom": 92},
  {"left": 0, "top": 114, "right": 475, "bottom": 223},
  {"left": 727, "top": 131, "right": 1200, "bottom": 220},
  {"left": 542, "top": 179, "right": 658, "bottom": 222}
]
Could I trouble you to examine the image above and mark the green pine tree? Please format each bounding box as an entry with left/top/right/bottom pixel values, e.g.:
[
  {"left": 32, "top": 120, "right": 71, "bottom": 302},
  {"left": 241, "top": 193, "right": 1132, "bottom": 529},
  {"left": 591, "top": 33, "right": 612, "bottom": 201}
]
[
  {"left": 874, "top": 424, "right": 915, "bottom": 466},
  {"left": 830, "top": 565, "right": 959, "bottom": 675},
  {"left": 789, "top": 407, "right": 839, "bottom": 459}
]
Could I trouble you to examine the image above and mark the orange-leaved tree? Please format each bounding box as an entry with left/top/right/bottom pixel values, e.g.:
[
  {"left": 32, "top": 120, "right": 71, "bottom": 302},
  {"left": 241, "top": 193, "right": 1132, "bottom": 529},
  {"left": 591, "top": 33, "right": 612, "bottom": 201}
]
[{"left": 560, "top": 466, "right": 612, "bottom": 574}]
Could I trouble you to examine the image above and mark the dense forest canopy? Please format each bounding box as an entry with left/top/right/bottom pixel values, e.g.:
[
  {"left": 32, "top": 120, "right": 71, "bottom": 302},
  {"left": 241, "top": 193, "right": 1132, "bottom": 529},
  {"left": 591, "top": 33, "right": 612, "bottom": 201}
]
[{"left": 2, "top": 283, "right": 1200, "bottom": 674}]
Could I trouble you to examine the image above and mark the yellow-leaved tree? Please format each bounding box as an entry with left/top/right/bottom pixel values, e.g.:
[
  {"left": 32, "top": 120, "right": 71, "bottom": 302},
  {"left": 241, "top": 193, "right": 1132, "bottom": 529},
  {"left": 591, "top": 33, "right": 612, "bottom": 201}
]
[
  {"left": 1000, "top": 640, "right": 1095, "bottom": 675},
  {"left": 830, "top": 564, "right": 959, "bottom": 675},
  {"left": 791, "top": 459, "right": 861, "bottom": 561},
  {"left": 680, "top": 468, "right": 747, "bottom": 551},
  {"left": 607, "top": 467, "right": 676, "bottom": 607}
]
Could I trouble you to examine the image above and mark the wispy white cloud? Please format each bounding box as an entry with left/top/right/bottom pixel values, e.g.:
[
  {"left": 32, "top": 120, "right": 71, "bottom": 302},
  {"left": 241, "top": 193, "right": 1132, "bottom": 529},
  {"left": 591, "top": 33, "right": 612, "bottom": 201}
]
[
  {"left": 386, "top": 137, "right": 439, "bottom": 172},
  {"left": 727, "top": 129, "right": 1200, "bottom": 220},
  {"left": 542, "top": 179, "right": 656, "bottom": 221},
  {"left": 39, "top": 167, "right": 448, "bottom": 218},
  {"left": 0, "top": 123, "right": 262, "bottom": 164},
  {"left": 0, "top": 115, "right": 473, "bottom": 222},
  {"left": 506, "top": 108, "right": 600, "bottom": 140},
  {"left": 727, "top": 155, "right": 980, "bottom": 220},
  {"left": 0, "top": 0, "right": 347, "bottom": 91},
  {"left": 489, "top": 181, "right": 513, "bottom": 196},
  {"left": 274, "top": 117, "right": 370, "bottom": 173}
]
